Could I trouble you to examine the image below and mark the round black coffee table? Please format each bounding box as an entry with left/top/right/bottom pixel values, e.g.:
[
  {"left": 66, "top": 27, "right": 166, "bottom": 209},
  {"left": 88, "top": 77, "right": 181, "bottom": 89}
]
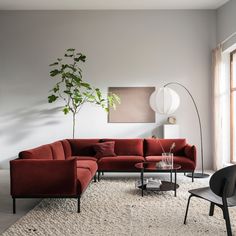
[{"left": 135, "top": 162, "right": 181, "bottom": 197}]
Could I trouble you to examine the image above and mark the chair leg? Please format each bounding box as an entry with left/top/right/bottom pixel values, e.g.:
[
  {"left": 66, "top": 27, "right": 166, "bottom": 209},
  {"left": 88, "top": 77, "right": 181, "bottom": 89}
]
[
  {"left": 13, "top": 197, "right": 16, "bottom": 214},
  {"left": 223, "top": 206, "right": 232, "bottom": 236},
  {"left": 184, "top": 194, "right": 193, "bottom": 224},
  {"left": 77, "top": 196, "right": 81, "bottom": 213},
  {"left": 192, "top": 172, "right": 194, "bottom": 182},
  {"left": 102, "top": 172, "right": 104, "bottom": 176},
  {"left": 209, "top": 203, "right": 215, "bottom": 216}
]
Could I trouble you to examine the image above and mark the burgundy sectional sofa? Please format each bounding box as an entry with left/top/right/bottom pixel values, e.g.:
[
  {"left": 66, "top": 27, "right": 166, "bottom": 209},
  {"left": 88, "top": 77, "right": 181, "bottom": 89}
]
[{"left": 10, "top": 138, "right": 196, "bottom": 213}]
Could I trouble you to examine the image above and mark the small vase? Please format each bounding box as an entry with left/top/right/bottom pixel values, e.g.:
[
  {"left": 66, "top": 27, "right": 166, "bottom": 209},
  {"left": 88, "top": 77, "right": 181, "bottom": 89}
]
[{"left": 162, "top": 153, "right": 173, "bottom": 168}]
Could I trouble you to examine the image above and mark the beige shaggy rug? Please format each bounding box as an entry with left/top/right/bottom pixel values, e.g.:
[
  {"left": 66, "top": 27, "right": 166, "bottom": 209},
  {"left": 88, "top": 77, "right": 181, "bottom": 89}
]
[{"left": 2, "top": 173, "right": 236, "bottom": 236}]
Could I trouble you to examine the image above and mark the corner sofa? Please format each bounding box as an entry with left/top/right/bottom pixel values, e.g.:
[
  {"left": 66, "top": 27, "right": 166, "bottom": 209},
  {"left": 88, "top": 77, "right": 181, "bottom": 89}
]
[{"left": 10, "top": 138, "right": 196, "bottom": 213}]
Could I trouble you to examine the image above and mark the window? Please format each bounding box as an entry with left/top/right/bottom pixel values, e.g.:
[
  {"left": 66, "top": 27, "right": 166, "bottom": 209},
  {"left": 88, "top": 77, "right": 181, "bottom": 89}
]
[{"left": 230, "top": 50, "right": 236, "bottom": 162}]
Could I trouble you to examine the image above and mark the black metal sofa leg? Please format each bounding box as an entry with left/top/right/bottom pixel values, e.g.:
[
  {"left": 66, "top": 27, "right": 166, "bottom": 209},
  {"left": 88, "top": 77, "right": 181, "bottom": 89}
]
[
  {"left": 94, "top": 174, "right": 97, "bottom": 182},
  {"left": 209, "top": 203, "right": 215, "bottom": 216},
  {"left": 77, "top": 196, "right": 81, "bottom": 213},
  {"left": 13, "top": 197, "right": 16, "bottom": 214},
  {"left": 192, "top": 172, "right": 194, "bottom": 182},
  {"left": 184, "top": 195, "right": 193, "bottom": 224},
  {"left": 98, "top": 171, "right": 101, "bottom": 182}
]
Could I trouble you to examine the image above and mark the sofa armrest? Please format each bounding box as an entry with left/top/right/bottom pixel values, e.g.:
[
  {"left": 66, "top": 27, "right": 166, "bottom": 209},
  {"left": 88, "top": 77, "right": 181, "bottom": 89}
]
[
  {"left": 10, "top": 158, "right": 77, "bottom": 197},
  {"left": 184, "top": 144, "right": 196, "bottom": 163}
]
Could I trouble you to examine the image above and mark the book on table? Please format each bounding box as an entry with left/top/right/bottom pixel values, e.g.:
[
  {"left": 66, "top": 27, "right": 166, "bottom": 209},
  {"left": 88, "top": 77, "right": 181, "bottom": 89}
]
[
  {"left": 146, "top": 179, "right": 162, "bottom": 189},
  {"left": 136, "top": 178, "right": 162, "bottom": 189}
]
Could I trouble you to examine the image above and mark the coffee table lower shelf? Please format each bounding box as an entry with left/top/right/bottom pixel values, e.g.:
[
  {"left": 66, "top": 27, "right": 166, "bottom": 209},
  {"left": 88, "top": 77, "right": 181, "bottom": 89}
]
[
  {"left": 136, "top": 180, "right": 179, "bottom": 196},
  {"left": 135, "top": 162, "right": 181, "bottom": 197}
]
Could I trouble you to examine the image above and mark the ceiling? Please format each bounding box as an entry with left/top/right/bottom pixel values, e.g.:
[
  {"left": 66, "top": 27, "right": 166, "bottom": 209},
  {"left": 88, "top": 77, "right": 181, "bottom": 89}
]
[{"left": 0, "top": 0, "right": 230, "bottom": 10}]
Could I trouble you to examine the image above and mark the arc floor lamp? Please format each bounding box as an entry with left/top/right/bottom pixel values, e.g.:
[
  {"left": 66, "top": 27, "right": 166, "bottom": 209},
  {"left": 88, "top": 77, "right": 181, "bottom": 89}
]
[{"left": 150, "top": 82, "right": 209, "bottom": 178}]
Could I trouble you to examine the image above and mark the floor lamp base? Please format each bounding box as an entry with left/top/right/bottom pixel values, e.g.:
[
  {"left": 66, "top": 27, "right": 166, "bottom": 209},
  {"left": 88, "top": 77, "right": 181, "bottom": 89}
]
[{"left": 186, "top": 172, "right": 210, "bottom": 178}]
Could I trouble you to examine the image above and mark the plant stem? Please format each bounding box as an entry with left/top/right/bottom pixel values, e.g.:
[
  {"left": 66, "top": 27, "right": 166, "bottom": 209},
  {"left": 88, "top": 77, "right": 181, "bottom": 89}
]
[{"left": 72, "top": 113, "right": 76, "bottom": 138}]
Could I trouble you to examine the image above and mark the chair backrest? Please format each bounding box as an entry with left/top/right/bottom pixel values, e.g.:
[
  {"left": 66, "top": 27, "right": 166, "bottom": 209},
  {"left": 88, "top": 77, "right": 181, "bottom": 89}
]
[{"left": 210, "top": 165, "right": 236, "bottom": 198}]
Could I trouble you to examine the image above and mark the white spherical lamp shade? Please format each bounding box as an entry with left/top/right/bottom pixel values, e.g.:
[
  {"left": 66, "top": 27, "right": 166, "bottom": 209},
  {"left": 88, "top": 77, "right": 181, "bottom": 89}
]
[{"left": 150, "top": 87, "right": 180, "bottom": 114}]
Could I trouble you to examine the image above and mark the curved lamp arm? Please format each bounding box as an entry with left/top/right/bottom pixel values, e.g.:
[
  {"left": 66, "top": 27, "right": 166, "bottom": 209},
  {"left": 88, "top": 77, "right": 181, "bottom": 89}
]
[{"left": 164, "top": 82, "right": 205, "bottom": 176}]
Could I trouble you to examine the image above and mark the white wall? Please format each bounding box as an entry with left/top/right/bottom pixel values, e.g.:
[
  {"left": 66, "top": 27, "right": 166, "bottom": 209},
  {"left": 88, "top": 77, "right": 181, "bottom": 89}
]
[
  {"left": 0, "top": 10, "right": 216, "bottom": 169},
  {"left": 217, "top": 0, "right": 236, "bottom": 48}
]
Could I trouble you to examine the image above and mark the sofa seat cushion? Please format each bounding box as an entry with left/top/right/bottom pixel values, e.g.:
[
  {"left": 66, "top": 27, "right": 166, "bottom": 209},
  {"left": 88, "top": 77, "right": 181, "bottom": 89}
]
[
  {"left": 72, "top": 156, "right": 98, "bottom": 161},
  {"left": 50, "top": 141, "right": 65, "bottom": 160},
  {"left": 77, "top": 168, "right": 92, "bottom": 195},
  {"left": 76, "top": 160, "right": 98, "bottom": 177},
  {"left": 98, "top": 156, "right": 145, "bottom": 171},
  {"left": 19, "top": 144, "right": 53, "bottom": 160},
  {"left": 145, "top": 156, "right": 195, "bottom": 170},
  {"left": 144, "top": 139, "right": 186, "bottom": 156},
  {"left": 101, "top": 139, "right": 144, "bottom": 156}
]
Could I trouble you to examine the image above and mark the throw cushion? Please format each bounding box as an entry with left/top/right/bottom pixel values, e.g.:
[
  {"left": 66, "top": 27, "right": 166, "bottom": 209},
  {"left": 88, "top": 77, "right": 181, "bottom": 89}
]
[{"left": 93, "top": 142, "right": 116, "bottom": 159}]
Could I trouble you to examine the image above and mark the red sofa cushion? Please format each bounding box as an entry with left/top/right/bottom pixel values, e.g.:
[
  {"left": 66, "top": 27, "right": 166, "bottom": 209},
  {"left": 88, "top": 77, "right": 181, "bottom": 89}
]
[
  {"left": 73, "top": 156, "right": 98, "bottom": 161},
  {"left": 101, "top": 139, "right": 143, "bottom": 156},
  {"left": 50, "top": 141, "right": 65, "bottom": 160},
  {"left": 77, "top": 168, "right": 92, "bottom": 195},
  {"left": 184, "top": 144, "right": 196, "bottom": 162},
  {"left": 144, "top": 139, "right": 186, "bottom": 156},
  {"left": 145, "top": 156, "right": 195, "bottom": 170},
  {"left": 61, "top": 139, "right": 72, "bottom": 158},
  {"left": 19, "top": 144, "right": 53, "bottom": 160},
  {"left": 93, "top": 142, "right": 116, "bottom": 159},
  {"left": 98, "top": 155, "right": 145, "bottom": 171},
  {"left": 10, "top": 158, "right": 77, "bottom": 196},
  {"left": 76, "top": 160, "right": 98, "bottom": 176},
  {"left": 68, "top": 139, "right": 100, "bottom": 156}
]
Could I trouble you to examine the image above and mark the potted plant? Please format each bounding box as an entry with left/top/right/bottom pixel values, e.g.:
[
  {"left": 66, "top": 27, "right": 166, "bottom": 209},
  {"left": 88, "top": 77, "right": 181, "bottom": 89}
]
[{"left": 48, "top": 48, "right": 120, "bottom": 138}]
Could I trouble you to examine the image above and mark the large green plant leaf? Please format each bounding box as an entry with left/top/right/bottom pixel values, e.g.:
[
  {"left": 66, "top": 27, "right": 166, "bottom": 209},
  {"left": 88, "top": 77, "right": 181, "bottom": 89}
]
[
  {"left": 48, "top": 48, "right": 120, "bottom": 120},
  {"left": 50, "top": 69, "right": 61, "bottom": 77},
  {"left": 63, "top": 106, "right": 70, "bottom": 114},
  {"left": 48, "top": 94, "right": 58, "bottom": 103}
]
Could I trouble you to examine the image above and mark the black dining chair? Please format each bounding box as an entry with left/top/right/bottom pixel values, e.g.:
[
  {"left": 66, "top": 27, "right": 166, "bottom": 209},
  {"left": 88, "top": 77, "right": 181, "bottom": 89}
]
[{"left": 184, "top": 165, "right": 236, "bottom": 236}]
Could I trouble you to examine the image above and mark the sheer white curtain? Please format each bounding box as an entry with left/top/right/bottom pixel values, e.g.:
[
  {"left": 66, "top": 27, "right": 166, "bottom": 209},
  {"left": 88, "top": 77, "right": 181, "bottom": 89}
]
[{"left": 213, "top": 45, "right": 224, "bottom": 170}]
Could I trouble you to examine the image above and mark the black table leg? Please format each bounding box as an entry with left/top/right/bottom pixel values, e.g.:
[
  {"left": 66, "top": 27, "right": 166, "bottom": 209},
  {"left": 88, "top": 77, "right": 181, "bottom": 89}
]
[
  {"left": 141, "top": 168, "right": 144, "bottom": 197},
  {"left": 174, "top": 170, "right": 177, "bottom": 197}
]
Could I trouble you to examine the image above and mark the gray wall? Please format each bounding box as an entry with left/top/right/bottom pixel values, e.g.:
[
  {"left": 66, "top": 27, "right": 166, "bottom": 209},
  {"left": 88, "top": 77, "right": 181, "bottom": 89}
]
[
  {"left": 0, "top": 10, "right": 216, "bottom": 169},
  {"left": 217, "top": 0, "right": 236, "bottom": 47}
]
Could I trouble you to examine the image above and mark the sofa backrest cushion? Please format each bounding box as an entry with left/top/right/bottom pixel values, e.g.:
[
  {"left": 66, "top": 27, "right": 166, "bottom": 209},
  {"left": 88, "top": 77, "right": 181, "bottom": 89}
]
[
  {"left": 61, "top": 139, "right": 72, "bottom": 158},
  {"left": 68, "top": 139, "right": 100, "bottom": 156},
  {"left": 19, "top": 144, "right": 53, "bottom": 160},
  {"left": 144, "top": 138, "right": 186, "bottom": 156},
  {"left": 101, "top": 139, "right": 143, "bottom": 156},
  {"left": 50, "top": 141, "right": 65, "bottom": 160}
]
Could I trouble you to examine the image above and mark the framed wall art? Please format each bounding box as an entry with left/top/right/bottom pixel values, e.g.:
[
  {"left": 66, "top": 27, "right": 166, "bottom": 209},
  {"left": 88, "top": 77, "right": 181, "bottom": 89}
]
[{"left": 108, "top": 87, "right": 155, "bottom": 123}]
